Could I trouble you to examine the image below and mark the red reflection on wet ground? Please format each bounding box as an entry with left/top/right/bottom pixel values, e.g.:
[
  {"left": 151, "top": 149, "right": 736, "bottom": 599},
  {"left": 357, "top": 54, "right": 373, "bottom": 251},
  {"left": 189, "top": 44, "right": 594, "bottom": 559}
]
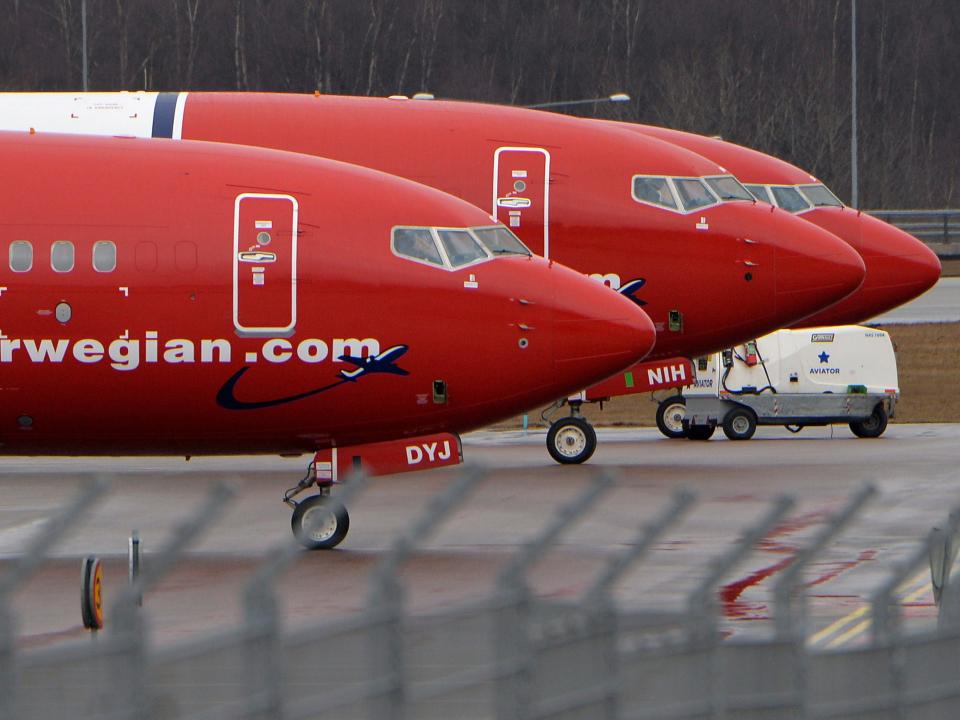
[
  {"left": 806, "top": 550, "right": 878, "bottom": 587},
  {"left": 719, "top": 509, "right": 880, "bottom": 622},
  {"left": 720, "top": 556, "right": 794, "bottom": 620}
]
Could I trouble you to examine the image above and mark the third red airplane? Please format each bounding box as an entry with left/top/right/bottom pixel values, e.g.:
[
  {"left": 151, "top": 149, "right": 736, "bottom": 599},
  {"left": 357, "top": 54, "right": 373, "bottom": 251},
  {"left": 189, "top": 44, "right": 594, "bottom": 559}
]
[{"left": 632, "top": 124, "right": 941, "bottom": 326}]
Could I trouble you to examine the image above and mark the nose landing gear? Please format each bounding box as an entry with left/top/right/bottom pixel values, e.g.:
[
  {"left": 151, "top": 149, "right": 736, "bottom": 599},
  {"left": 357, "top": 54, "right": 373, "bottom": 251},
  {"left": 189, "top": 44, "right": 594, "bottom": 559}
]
[
  {"left": 545, "top": 401, "right": 597, "bottom": 465},
  {"left": 284, "top": 459, "right": 350, "bottom": 549}
]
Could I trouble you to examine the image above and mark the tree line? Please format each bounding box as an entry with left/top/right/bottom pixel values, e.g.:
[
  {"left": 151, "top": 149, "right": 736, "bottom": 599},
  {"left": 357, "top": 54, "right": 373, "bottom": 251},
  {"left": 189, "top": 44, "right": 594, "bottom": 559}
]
[{"left": 0, "top": 0, "right": 956, "bottom": 208}]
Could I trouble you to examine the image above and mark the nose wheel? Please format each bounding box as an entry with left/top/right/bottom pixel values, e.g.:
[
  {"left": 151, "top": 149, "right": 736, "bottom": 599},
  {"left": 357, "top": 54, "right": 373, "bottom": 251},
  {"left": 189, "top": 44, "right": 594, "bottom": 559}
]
[
  {"left": 284, "top": 460, "right": 351, "bottom": 549},
  {"left": 546, "top": 415, "right": 597, "bottom": 465}
]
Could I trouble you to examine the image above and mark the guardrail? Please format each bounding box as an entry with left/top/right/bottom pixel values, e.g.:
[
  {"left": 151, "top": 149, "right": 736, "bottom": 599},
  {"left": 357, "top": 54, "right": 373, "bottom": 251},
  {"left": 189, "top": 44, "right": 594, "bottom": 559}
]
[
  {"left": 3, "top": 470, "right": 960, "bottom": 719},
  {"left": 869, "top": 209, "right": 960, "bottom": 252}
]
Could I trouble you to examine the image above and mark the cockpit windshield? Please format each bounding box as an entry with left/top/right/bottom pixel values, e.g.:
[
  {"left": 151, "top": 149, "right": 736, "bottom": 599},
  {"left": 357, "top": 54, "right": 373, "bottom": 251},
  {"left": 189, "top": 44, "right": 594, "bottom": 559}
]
[
  {"left": 632, "top": 177, "right": 679, "bottom": 210},
  {"left": 770, "top": 186, "right": 812, "bottom": 213},
  {"left": 392, "top": 227, "right": 445, "bottom": 266},
  {"left": 392, "top": 224, "right": 531, "bottom": 270},
  {"left": 436, "top": 229, "right": 487, "bottom": 267},
  {"left": 472, "top": 226, "right": 532, "bottom": 256},
  {"left": 673, "top": 178, "right": 717, "bottom": 211},
  {"left": 798, "top": 184, "right": 843, "bottom": 207},
  {"left": 744, "top": 184, "right": 772, "bottom": 203},
  {"left": 706, "top": 176, "right": 754, "bottom": 202}
]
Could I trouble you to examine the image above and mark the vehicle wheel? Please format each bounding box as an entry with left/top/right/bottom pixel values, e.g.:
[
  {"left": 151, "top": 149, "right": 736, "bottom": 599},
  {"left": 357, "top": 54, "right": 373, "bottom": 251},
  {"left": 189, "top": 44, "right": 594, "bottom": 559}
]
[
  {"left": 546, "top": 416, "right": 597, "bottom": 464},
  {"left": 291, "top": 495, "right": 350, "bottom": 549},
  {"left": 656, "top": 396, "right": 687, "bottom": 439},
  {"left": 850, "top": 404, "right": 888, "bottom": 438},
  {"left": 685, "top": 424, "right": 715, "bottom": 441},
  {"left": 722, "top": 407, "right": 757, "bottom": 441}
]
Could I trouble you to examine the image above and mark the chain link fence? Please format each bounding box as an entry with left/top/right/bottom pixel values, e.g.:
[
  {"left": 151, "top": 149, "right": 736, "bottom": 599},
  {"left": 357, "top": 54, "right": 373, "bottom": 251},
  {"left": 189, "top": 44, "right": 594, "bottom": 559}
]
[{"left": 2, "top": 469, "right": 960, "bottom": 719}]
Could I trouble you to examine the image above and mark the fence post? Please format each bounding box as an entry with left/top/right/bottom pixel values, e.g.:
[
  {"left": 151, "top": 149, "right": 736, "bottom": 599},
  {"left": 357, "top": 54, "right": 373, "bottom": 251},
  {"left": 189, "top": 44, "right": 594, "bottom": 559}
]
[
  {"left": 108, "top": 482, "right": 236, "bottom": 720},
  {"left": 0, "top": 479, "right": 108, "bottom": 720},
  {"left": 584, "top": 489, "right": 695, "bottom": 719},
  {"left": 494, "top": 471, "right": 614, "bottom": 720},
  {"left": 773, "top": 485, "right": 875, "bottom": 639},
  {"left": 242, "top": 473, "right": 369, "bottom": 720},
  {"left": 771, "top": 485, "right": 874, "bottom": 719},
  {"left": 686, "top": 495, "right": 794, "bottom": 720},
  {"left": 366, "top": 466, "right": 486, "bottom": 720}
]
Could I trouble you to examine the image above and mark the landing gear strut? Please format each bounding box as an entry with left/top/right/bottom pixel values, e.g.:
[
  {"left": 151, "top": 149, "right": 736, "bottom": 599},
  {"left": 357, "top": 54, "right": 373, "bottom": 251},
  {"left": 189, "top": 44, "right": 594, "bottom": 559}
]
[
  {"left": 546, "top": 401, "right": 597, "bottom": 465},
  {"left": 284, "top": 460, "right": 350, "bottom": 549}
]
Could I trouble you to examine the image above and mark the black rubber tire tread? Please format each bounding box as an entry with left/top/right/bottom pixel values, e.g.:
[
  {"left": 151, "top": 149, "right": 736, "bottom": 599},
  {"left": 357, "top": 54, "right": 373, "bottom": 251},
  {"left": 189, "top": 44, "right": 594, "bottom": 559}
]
[
  {"left": 291, "top": 495, "right": 350, "bottom": 549},
  {"left": 546, "top": 416, "right": 598, "bottom": 464},
  {"left": 685, "top": 424, "right": 715, "bottom": 441},
  {"left": 722, "top": 407, "right": 758, "bottom": 441},
  {"left": 656, "top": 396, "right": 687, "bottom": 439},
  {"left": 849, "top": 404, "right": 888, "bottom": 438}
]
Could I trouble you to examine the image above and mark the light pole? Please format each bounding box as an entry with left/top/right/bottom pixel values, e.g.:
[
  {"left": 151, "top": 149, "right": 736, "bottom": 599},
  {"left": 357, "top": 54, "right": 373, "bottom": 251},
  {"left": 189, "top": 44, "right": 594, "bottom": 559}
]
[
  {"left": 81, "top": 0, "right": 89, "bottom": 91},
  {"left": 524, "top": 93, "right": 631, "bottom": 110},
  {"left": 851, "top": 0, "right": 858, "bottom": 209}
]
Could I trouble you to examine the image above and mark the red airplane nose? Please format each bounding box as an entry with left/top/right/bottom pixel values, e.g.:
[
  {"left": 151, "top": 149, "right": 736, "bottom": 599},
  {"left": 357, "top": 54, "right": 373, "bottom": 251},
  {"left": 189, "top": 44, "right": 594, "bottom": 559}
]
[
  {"left": 790, "top": 211, "right": 941, "bottom": 326},
  {"left": 774, "top": 216, "right": 866, "bottom": 325},
  {"left": 550, "top": 264, "right": 657, "bottom": 388}
]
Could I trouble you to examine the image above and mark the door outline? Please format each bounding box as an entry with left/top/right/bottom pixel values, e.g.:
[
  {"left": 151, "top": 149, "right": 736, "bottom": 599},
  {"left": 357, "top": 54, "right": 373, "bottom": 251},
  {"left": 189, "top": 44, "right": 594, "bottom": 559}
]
[
  {"left": 233, "top": 193, "right": 298, "bottom": 336},
  {"left": 492, "top": 147, "right": 551, "bottom": 258}
]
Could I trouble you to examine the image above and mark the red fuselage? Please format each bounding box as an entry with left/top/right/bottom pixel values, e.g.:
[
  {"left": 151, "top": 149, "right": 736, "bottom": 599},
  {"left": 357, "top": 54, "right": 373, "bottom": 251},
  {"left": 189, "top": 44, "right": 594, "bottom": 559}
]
[
  {"left": 0, "top": 132, "right": 654, "bottom": 454},
  {"left": 0, "top": 93, "right": 866, "bottom": 361},
  {"left": 634, "top": 124, "right": 941, "bottom": 326}
]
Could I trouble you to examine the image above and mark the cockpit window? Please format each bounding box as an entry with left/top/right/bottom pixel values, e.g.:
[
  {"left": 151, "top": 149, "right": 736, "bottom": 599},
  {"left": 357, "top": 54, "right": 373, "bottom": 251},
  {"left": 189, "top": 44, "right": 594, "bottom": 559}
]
[
  {"left": 798, "top": 184, "right": 843, "bottom": 207},
  {"left": 436, "top": 229, "right": 488, "bottom": 267},
  {"left": 770, "top": 186, "right": 812, "bottom": 213},
  {"left": 673, "top": 178, "right": 717, "bottom": 211},
  {"left": 632, "top": 176, "right": 678, "bottom": 210},
  {"left": 744, "top": 184, "right": 772, "bottom": 203},
  {"left": 706, "top": 176, "right": 754, "bottom": 202},
  {"left": 472, "top": 226, "right": 532, "bottom": 256},
  {"left": 392, "top": 227, "right": 444, "bottom": 266}
]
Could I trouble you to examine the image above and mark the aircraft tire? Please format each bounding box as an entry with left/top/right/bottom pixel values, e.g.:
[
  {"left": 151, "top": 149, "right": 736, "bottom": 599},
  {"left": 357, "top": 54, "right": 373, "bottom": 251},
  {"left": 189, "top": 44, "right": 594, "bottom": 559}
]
[
  {"left": 656, "top": 396, "right": 687, "bottom": 439},
  {"left": 685, "top": 424, "right": 715, "bottom": 441},
  {"left": 849, "top": 404, "right": 888, "bottom": 439},
  {"left": 291, "top": 495, "right": 350, "bottom": 550},
  {"left": 722, "top": 407, "right": 757, "bottom": 441},
  {"left": 547, "top": 417, "right": 597, "bottom": 464}
]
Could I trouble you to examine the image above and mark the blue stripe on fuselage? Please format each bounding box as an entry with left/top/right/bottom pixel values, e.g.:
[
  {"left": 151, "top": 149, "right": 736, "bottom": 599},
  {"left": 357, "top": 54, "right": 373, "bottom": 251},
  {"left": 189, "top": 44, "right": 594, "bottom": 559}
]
[{"left": 151, "top": 92, "right": 180, "bottom": 138}]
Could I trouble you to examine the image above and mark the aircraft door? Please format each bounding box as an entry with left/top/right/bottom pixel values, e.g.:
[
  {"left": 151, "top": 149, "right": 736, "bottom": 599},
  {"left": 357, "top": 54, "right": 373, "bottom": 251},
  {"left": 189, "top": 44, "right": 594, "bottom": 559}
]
[
  {"left": 493, "top": 147, "right": 550, "bottom": 257},
  {"left": 233, "top": 193, "right": 298, "bottom": 336}
]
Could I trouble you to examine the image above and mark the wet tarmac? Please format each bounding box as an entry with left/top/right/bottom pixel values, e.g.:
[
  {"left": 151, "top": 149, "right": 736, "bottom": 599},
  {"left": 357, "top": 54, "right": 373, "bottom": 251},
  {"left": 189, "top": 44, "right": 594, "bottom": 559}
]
[{"left": 0, "top": 423, "right": 957, "bottom": 650}]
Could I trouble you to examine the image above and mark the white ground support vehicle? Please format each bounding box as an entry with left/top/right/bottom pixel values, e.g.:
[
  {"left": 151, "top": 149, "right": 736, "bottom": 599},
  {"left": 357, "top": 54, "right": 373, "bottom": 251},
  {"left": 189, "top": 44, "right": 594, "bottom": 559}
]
[{"left": 656, "top": 326, "right": 899, "bottom": 441}]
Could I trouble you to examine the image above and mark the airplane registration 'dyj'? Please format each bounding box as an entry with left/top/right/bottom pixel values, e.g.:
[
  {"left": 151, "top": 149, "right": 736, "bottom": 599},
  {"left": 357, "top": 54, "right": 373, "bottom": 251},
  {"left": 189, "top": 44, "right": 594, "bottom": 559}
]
[
  {"left": 0, "top": 130, "right": 656, "bottom": 547},
  {"left": 0, "top": 92, "right": 869, "bottom": 464}
]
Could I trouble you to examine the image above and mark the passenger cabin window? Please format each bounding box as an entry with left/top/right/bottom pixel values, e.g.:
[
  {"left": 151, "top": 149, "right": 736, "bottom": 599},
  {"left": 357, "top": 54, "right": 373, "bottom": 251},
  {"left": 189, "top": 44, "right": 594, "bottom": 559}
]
[
  {"left": 472, "top": 227, "right": 531, "bottom": 256},
  {"left": 392, "top": 227, "right": 444, "bottom": 266},
  {"left": 93, "top": 241, "right": 117, "bottom": 272},
  {"left": 9, "top": 241, "right": 32, "bottom": 272},
  {"left": 632, "top": 177, "right": 678, "bottom": 210},
  {"left": 706, "top": 176, "right": 754, "bottom": 202},
  {"left": 673, "top": 178, "right": 717, "bottom": 211},
  {"left": 770, "top": 186, "right": 811, "bottom": 213},
  {"left": 51, "top": 241, "right": 75, "bottom": 272},
  {"left": 436, "top": 229, "right": 487, "bottom": 267},
  {"left": 744, "top": 184, "right": 772, "bottom": 203},
  {"left": 798, "top": 184, "right": 843, "bottom": 208}
]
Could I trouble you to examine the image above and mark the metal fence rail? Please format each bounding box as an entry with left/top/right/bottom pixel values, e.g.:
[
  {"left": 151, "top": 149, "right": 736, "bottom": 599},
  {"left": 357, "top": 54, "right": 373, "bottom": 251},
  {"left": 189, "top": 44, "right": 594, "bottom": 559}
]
[
  {"left": 869, "top": 209, "right": 960, "bottom": 251},
  {"left": 2, "top": 471, "right": 960, "bottom": 720}
]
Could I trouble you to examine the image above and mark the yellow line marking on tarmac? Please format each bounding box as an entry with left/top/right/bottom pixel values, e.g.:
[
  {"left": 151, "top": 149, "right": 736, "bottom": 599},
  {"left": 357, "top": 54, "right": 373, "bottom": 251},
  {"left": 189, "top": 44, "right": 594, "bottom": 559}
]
[
  {"left": 809, "top": 570, "right": 932, "bottom": 648},
  {"left": 808, "top": 606, "right": 868, "bottom": 646},
  {"left": 825, "top": 619, "right": 871, "bottom": 648}
]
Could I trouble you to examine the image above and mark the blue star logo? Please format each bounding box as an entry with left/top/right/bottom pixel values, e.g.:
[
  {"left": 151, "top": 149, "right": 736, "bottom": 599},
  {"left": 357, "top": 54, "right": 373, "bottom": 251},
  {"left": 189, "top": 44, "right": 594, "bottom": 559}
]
[{"left": 818, "top": 351, "right": 830, "bottom": 364}]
